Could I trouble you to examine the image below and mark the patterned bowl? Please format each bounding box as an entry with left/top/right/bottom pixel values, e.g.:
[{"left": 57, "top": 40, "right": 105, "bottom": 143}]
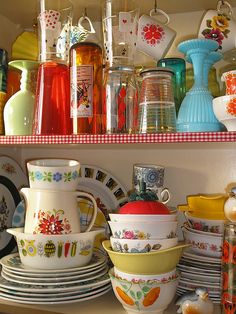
[
  {"left": 185, "top": 212, "right": 225, "bottom": 234},
  {"left": 109, "top": 212, "right": 177, "bottom": 222},
  {"left": 102, "top": 240, "right": 190, "bottom": 274},
  {"left": 109, "top": 267, "right": 179, "bottom": 314},
  {"left": 182, "top": 225, "right": 223, "bottom": 258},
  {"left": 213, "top": 94, "right": 236, "bottom": 131},
  {"left": 108, "top": 220, "right": 177, "bottom": 240},
  {"left": 7, "top": 227, "right": 104, "bottom": 269},
  {"left": 27, "top": 159, "right": 80, "bottom": 190},
  {"left": 110, "top": 236, "right": 178, "bottom": 253}
]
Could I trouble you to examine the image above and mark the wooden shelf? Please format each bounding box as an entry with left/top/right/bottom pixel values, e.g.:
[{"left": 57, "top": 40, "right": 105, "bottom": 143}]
[{"left": 0, "top": 132, "right": 236, "bottom": 145}]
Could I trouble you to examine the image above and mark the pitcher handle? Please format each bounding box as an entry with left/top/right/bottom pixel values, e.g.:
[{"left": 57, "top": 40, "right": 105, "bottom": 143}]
[
  {"left": 160, "top": 188, "right": 171, "bottom": 204},
  {"left": 76, "top": 191, "right": 98, "bottom": 232}
]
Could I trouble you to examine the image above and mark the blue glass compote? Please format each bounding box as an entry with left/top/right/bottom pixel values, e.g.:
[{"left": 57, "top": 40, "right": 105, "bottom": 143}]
[{"left": 177, "top": 39, "right": 222, "bottom": 132}]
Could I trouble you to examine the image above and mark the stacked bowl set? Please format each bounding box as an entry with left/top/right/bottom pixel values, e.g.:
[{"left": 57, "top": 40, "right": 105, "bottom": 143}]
[
  {"left": 0, "top": 159, "right": 112, "bottom": 304},
  {"left": 177, "top": 193, "right": 228, "bottom": 303}
]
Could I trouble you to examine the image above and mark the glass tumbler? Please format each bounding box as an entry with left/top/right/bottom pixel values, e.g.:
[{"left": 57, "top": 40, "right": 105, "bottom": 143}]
[
  {"left": 103, "top": 66, "right": 138, "bottom": 134},
  {"left": 157, "top": 57, "right": 186, "bottom": 114},
  {"left": 102, "top": 0, "right": 139, "bottom": 68},
  {"left": 33, "top": 0, "right": 73, "bottom": 135},
  {"left": 222, "top": 222, "right": 236, "bottom": 314},
  {"left": 137, "top": 67, "right": 176, "bottom": 133}
]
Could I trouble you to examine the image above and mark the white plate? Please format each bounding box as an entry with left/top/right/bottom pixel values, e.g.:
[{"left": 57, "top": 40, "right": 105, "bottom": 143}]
[
  {"left": 2, "top": 263, "right": 107, "bottom": 281},
  {"left": 177, "top": 264, "right": 220, "bottom": 274},
  {"left": 78, "top": 165, "right": 128, "bottom": 220},
  {"left": 0, "top": 156, "right": 28, "bottom": 258},
  {"left": 0, "top": 273, "right": 110, "bottom": 293},
  {"left": 0, "top": 285, "right": 112, "bottom": 304},
  {"left": 0, "top": 251, "right": 107, "bottom": 274},
  {"left": 182, "top": 250, "right": 221, "bottom": 264},
  {"left": 180, "top": 271, "right": 221, "bottom": 283},
  {"left": 1, "top": 266, "right": 109, "bottom": 286}
]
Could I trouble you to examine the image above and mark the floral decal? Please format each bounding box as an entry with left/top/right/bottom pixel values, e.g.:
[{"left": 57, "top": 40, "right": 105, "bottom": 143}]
[
  {"left": 185, "top": 239, "right": 221, "bottom": 254},
  {"left": 29, "top": 170, "right": 79, "bottom": 183},
  {"left": 201, "top": 14, "right": 230, "bottom": 50},
  {"left": 1, "top": 162, "right": 16, "bottom": 174},
  {"left": 112, "top": 240, "right": 162, "bottom": 253},
  {"left": 141, "top": 23, "right": 165, "bottom": 46},
  {"left": 188, "top": 220, "right": 221, "bottom": 233},
  {"left": 114, "top": 229, "right": 150, "bottom": 240},
  {"left": 227, "top": 98, "right": 236, "bottom": 116},
  {"left": 33, "top": 209, "right": 72, "bottom": 235}
]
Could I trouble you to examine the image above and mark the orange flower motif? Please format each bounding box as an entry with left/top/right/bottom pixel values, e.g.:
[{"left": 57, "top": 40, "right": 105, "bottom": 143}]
[
  {"left": 227, "top": 98, "right": 236, "bottom": 117},
  {"left": 222, "top": 240, "right": 233, "bottom": 264},
  {"left": 222, "top": 271, "right": 229, "bottom": 290},
  {"left": 222, "top": 292, "right": 236, "bottom": 314}
]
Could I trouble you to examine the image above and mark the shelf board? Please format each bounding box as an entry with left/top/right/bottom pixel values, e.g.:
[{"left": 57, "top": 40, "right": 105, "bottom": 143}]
[{"left": 0, "top": 132, "right": 235, "bottom": 145}]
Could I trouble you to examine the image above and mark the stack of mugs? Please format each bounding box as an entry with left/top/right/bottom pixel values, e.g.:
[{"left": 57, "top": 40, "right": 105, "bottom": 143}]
[
  {"left": 7, "top": 158, "right": 101, "bottom": 270},
  {"left": 102, "top": 164, "right": 189, "bottom": 314}
]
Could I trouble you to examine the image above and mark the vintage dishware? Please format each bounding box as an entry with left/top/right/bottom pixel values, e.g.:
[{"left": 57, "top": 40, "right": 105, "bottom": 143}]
[
  {"left": 137, "top": 9, "right": 176, "bottom": 60},
  {"left": 198, "top": 1, "right": 236, "bottom": 53},
  {"left": 109, "top": 212, "right": 177, "bottom": 222},
  {"left": 184, "top": 212, "right": 225, "bottom": 234},
  {"left": 224, "top": 187, "right": 236, "bottom": 222},
  {"left": 182, "top": 225, "right": 223, "bottom": 258},
  {"left": 119, "top": 199, "right": 170, "bottom": 215},
  {"left": 177, "top": 38, "right": 222, "bottom": 132},
  {"left": 109, "top": 267, "right": 179, "bottom": 314},
  {"left": 27, "top": 159, "right": 80, "bottom": 190},
  {"left": 70, "top": 13, "right": 96, "bottom": 46},
  {"left": 221, "top": 70, "right": 236, "bottom": 95},
  {"left": 102, "top": 240, "right": 190, "bottom": 274},
  {"left": 21, "top": 188, "right": 98, "bottom": 235},
  {"left": 114, "top": 266, "right": 177, "bottom": 282},
  {"left": 213, "top": 94, "right": 236, "bottom": 131},
  {"left": 108, "top": 220, "right": 177, "bottom": 239},
  {"left": 7, "top": 227, "right": 104, "bottom": 269},
  {"left": 110, "top": 236, "right": 178, "bottom": 253}
]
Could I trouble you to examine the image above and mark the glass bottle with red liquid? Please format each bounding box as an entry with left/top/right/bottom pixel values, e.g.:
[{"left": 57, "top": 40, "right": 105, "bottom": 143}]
[
  {"left": 33, "top": 0, "right": 73, "bottom": 135},
  {"left": 69, "top": 41, "right": 103, "bottom": 134}
]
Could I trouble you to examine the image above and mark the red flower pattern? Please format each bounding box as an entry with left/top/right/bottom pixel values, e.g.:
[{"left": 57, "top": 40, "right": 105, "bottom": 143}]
[{"left": 141, "top": 23, "right": 165, "bottom": 46}]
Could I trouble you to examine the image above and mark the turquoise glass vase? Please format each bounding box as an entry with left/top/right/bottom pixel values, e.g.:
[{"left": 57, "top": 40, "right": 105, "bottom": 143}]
[{"left": 177, "top": 39, "right": 222, "bottom": 132}]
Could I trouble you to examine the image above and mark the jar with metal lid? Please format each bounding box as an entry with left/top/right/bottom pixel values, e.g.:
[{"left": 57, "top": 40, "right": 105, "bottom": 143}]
[{"left": 137, "top": 67, "right": 177, "bottom": 133}]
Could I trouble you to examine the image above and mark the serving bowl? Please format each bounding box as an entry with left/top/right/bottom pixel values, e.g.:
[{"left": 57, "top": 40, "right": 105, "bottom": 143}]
[
  {"left": 213, "top": 94, "right": 236, "bottom": 131},
  {"left": 7, "top": 227, "right": 104, "bottom": 269},
  {"left": 108, "top": 221, "right": 177, "bottom": 239},
  {"left": 109, "top": 212, "right": 177, "bottom": 222},
  {"left": 109, "top": 267, "right": 179, "bottom": 314},
  {"left": 182, "top": 225, "right": 223, "bottom": 258},
  {"left": 185, "top": 211, "right": 225, "bottom": 234},
  {"left": 110, "top": 236, "right": 178, "bottom": 253},
  {"left": 102, "top": 240, "right": 190, "bottom": 274},
  {"left": 114, "top": 266, "right": 177, "bottom": 282}
]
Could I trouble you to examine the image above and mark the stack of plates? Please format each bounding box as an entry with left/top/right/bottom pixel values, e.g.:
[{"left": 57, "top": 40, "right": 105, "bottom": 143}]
[
  {"left": 177, "top": 250, "right": 222, "bottom": 303},
  {"left": 0, "top": 252, "right": 111, "bottom": 304}
]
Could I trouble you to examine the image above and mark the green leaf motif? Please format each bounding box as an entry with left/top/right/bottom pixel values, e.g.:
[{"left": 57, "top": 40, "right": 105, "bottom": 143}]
[
  {"left": 121, "top": 284, "right": 128, "bottom": 291},
  {"left": 130, "top": 290, "right": 135, "bottom": 299},
  {"left": 142, "top": 286, "right": 150, "bottom": 293},
  {"left": 43, "top": 172, "right": 52, "bottom": 182},
  {"left": 64, "top": 172, "right": 72, "bottom": 182},
  {"left": 137, "top": 291, "right": 142, "bottom": 300}
]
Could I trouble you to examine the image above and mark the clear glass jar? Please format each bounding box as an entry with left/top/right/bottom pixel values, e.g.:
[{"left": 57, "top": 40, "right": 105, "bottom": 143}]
[
  {"left": 103, "top": 66, "right": 138, "bottom": 134},
  {"left": 137, "top": 67, "right": 176, "bottom": 133}
]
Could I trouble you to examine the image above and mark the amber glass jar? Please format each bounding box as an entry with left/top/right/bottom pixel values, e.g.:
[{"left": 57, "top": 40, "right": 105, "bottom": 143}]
[{"left": 69, "top": 42, "right": 103, "bottom": 134}]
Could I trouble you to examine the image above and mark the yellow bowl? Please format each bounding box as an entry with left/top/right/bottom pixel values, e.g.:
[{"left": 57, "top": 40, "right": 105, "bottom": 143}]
[{"left": 102, "top": 240, "right": 190, "bottom": 275}]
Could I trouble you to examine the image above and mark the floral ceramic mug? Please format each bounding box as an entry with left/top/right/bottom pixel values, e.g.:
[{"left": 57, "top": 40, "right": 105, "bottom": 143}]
[
  {"left": 198, "top": 1, "right": 236, "bottom": 53},
  {"left": 221, "top": 70, "right": 236, "bottom": 95},
  {"left": 137, "top": 9, "right": 176, "bottom": 60}
]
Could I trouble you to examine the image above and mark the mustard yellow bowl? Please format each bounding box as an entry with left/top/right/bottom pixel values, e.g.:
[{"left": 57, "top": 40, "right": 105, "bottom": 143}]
[{"left": 102, "top": 240, "right": 190, "bottom": 275}]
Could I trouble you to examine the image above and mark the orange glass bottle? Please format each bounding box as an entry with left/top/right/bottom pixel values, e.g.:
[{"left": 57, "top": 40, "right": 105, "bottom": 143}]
[{"left": 69, "top": 42, "right": 103, "bottom": 134}]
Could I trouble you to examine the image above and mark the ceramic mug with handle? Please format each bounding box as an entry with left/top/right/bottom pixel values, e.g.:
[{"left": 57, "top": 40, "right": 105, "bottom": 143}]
[
  {"left": 137, "top": 9, "right": 176, "bottom": 60},
  {"left": 21, "top": 188, "right": 98, "bottom": 235},
  {"left": 198, "top": 1, "right": 236, "bottom": 53}
]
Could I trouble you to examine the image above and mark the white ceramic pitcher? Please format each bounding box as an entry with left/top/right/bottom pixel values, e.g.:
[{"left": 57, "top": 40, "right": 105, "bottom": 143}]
[{"left": 21, "top": 188, "right": 98, "bottom": 235}]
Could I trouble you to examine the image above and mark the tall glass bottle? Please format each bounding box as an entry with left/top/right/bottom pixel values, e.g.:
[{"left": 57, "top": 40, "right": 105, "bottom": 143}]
[
  {"left": 0, "top": 49, "right": 8, "bottom": 134},
  {"left": 69, "top": 41, "right": 103, "bottom": 134}
]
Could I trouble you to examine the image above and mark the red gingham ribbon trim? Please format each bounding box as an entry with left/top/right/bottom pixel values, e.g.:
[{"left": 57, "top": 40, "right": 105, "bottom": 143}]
[{"left": 0, "top": 132, "right": 235, "bottom": 144}]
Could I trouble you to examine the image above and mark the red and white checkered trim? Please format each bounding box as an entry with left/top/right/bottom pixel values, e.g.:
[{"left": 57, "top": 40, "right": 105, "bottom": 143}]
[{"left": 0, "top": 132, "right": 236, "bottom": 145}]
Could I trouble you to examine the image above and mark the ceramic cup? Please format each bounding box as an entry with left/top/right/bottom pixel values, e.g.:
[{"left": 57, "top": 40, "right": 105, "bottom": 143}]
[
  {"left": 198, "top": 1, "right": 236, "bottom": 53},
  {"left": 70, "top": 14, "right": 96, "bottom": 46},
  {"left": 137, "top": 9, "right": 176, "bottom": 60},
  {"left": 133, "top": 164, "right": 171, "bottom": 203},
  {"left": 21, "top": 188, "right": 97, "bottom": 235},
  {"left": 27, "top": 159, "right": 80, "bottom": 191},
  {"left": 221, "top": 70, "right": 236, "bottom": 95}
]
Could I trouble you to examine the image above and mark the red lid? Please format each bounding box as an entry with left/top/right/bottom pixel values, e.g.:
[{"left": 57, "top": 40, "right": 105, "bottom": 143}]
[{"left": 118, "top": 200, "right": 170, "bottom": 215}]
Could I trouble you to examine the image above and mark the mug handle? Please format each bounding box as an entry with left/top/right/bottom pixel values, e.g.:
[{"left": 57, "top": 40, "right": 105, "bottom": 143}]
[
  {"left": 78, "top": 15, "right": 96, "bottom": 34},
  {"left": 160, "top": 188, "right": 171, "bottom": 204},
  {"left": 217, "top": 0, "right": 233, "bottom": 17},
  {"left": 76, "top": 191, "right": 98, "bottom": 232},
  {"left": 149, "top": 8, "right": 170, "bottom": 25}
]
